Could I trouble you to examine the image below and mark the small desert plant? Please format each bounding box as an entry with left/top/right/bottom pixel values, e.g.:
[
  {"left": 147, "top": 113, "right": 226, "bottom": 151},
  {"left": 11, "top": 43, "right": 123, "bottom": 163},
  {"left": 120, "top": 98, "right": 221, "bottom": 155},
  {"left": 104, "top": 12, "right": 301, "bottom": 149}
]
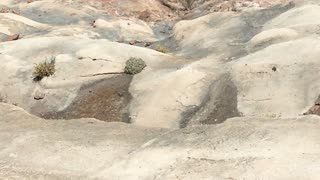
[
  {"left": 124, "top": 57, "right": 146, "bottom": 75},
  {"left": 81, "top": 57, "right": 146, "bottom": 77},
  {"left": 179, "top": 0, "right": 196, "bottom": 9},
  {"left": 155, "top": 45, "right": 169, "bottom": 53},
  {"left": 33, "top": 57, "right": 56, "bottom": 81}
]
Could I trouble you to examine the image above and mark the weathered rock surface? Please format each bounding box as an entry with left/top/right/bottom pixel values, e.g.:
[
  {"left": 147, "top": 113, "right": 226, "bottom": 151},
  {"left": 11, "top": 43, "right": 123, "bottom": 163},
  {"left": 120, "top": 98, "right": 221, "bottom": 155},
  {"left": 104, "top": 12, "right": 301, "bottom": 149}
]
[
  {"left": 0, "top": 103, "right": 167, "bottom": 179},
  {"left": 0, "top": 36, "right": 173, "bottom": 123},
  {"left": 1, "top": 103, "right": 320, "bottom": 179},
  {"left": 1, "top": 0, "right": 320, "bottom": 178},
  {"left": 1, "top": 0, "right": 320, "bottom": 128}
]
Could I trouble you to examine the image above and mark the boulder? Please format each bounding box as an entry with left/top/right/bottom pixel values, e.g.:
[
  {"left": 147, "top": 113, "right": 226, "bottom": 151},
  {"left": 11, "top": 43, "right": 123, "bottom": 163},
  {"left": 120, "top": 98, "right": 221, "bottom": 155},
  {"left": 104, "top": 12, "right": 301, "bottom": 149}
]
[
  {"left": 0, "top": 36, "right": 172, "bottom": 119},
  {"left": 94, "top": 18, "right": 156, "bottom": 42},
  {"left": 232, "top": 36, "right": 320, "bottom": 118}
]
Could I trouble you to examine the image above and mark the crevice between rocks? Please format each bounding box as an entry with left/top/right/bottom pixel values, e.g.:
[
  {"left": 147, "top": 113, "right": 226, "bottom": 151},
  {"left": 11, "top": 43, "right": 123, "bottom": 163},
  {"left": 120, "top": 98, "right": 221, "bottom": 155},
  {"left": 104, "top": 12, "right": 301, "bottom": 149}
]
[{"left": 179, "top": 73, "right": 241, "bottom": 128}]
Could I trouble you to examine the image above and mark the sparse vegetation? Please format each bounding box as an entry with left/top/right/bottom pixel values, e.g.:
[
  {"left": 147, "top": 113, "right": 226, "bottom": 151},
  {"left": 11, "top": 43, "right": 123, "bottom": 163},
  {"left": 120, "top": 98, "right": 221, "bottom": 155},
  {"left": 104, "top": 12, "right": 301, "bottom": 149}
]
[
  {"left": 33, "top": 57, "right": 56, "bottom": 81},
  {"left": 124, "top": 57, "right": 146, "bottom": 75},
  {"left": 179, "top": 0, "right": 196, "bottom": 9},
  {"left": 80, "top": 57, "right": 147, "bottom": 77},
  {"left": 155, "top": 45, "right": 169, "bottom": 53}
]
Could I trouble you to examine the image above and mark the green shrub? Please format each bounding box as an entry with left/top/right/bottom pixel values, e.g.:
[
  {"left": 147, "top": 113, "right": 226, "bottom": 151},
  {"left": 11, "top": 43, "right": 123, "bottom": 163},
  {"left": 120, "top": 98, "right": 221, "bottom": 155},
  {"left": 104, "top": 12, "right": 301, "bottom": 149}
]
[
  {"left": 124, "top": 57, "right": 146, "bottom": 75},
  {"left": 33, "top": 57, "right": 56, "bottom": 81}
]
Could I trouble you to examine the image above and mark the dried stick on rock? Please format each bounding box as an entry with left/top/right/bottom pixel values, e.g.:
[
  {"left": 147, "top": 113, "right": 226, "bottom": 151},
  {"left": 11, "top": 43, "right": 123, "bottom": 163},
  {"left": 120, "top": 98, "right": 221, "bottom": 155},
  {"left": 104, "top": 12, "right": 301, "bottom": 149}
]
[{"left": 80, "top": 72, "right": 124, "bottom": 77}]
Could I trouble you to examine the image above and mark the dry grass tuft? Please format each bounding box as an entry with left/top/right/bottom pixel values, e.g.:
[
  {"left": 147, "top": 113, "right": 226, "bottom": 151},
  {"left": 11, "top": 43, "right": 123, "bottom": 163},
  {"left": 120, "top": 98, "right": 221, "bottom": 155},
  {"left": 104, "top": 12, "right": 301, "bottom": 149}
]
[
  {"left": 33, "top": 57, "right": 56, "bottom": 81},
  {"left": 155, "top": 45, "right": 169, "bottom": 53}
]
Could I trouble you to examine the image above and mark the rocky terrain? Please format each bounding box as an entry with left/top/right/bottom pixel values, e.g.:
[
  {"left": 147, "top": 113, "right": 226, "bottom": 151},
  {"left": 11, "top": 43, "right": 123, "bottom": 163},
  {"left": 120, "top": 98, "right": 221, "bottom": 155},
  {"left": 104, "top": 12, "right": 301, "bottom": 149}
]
[{"left": 1, "top": 0, "right": 320, "bottom": 179}]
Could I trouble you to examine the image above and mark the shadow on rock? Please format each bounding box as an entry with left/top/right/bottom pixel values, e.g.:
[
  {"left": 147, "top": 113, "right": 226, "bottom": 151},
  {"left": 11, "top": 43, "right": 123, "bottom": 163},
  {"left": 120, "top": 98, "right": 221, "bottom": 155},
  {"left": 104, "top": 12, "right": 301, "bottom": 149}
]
[
  {"left": 39, "top": 75, "right": 132, "bottom": 123},
  {"left": 180, "top": 74, "right": 240, "bottom": 128}
]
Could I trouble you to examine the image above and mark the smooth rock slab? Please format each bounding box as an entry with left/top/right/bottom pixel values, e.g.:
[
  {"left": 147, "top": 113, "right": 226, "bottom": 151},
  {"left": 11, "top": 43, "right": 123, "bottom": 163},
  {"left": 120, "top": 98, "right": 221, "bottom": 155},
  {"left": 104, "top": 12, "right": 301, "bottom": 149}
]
[
  {"left": 1, "top": 103, "right": 320, "bottom": 179},
  {"left": 0, "top": 103, "right": 166, "bottom": 179},
  {"left": 232, "top": 36, "right": 320, "bottom": 118}
]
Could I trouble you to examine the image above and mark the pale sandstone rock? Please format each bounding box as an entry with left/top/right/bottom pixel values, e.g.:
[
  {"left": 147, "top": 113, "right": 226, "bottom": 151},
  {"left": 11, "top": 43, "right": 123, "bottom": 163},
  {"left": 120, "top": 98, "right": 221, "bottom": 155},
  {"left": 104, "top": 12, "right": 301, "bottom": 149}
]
[
  {"left": 248, "top": 28, "right": 299, "bottom": 48},
  {"left": 232, "top": 36, "right": 320, "bottom": 118},
  {"left": 94, "top": 18, "right": 156, "bottom": 42},
  {"left": 0, "top": 36, "right": 173, "bottom": 114},
  {"left": 264, "top": 4, "right": 320, "bottom": 29},
  {"left": 1, "top": 0, "right": 320, "bottom": 179},
  {"left": 1, "top": 103, "right": 320, "bottom": 179}
]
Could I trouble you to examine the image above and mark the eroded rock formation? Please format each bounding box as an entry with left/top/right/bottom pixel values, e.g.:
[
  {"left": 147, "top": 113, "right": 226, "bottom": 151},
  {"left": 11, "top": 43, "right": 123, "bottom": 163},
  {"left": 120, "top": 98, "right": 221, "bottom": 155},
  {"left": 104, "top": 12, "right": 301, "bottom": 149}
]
[{"left": 1, "top": 0, "right": 320, "bottom": 179}]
